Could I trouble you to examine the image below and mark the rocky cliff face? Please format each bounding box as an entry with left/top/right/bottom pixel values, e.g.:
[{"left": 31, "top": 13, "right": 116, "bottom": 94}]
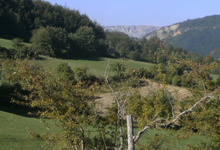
[
  {"left": 104, "top": 25, "right": 161, "bottom": 39},
  {"left": 145, "top": 24, "right": 180, "bottom": 40}
]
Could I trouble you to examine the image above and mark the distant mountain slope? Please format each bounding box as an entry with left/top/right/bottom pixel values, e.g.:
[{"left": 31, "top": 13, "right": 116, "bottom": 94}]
[
  {"left": 145, "top": 24, "right": 180, "bottom": 40},
  {"left": 104, "top": 25, "right": 160, "bottom": 38},
  {"left": 145, "top": 15, "right": 220, "bottom": 58}
]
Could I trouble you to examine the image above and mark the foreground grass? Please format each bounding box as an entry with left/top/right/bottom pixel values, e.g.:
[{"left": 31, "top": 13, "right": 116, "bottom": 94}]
[
  {"left": 135, "top": 129, "right": 207, "bottom": 150},
  {"left": 0, "top": 110, "right": 45, "bottom": 150},
  {"left": 35, "top": 55, "right": 154, "bottom": 76},
  {"left": 0, "top": 108, "right": 207, "bottom": 150}
]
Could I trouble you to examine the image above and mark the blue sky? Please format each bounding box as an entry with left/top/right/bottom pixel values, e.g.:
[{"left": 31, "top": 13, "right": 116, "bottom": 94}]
[{"left": 45, "top": 0, "right": 220, "bottom": 27}]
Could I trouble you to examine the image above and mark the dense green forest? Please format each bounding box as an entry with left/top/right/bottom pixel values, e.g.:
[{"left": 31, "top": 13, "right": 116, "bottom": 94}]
[
  {"left": 168, "top": 15, "right": 220, "bottom": 58},
  {"left": 0, "top": 0, "right": 105, "bottom": 41},
  {"left": 0, "top": 0, "right": 107, "bottom": 57},
  {"left": 1, "top": 0, "right": 220, "bottom": 149}
]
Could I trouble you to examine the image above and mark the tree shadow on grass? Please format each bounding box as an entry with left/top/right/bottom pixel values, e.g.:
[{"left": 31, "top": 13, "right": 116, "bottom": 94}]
[
  {"left": 0, "top": 103, "right": 39, "bottom": 118},
  {"left": 0, "top": 83, "right": 39, "bottom": 118},
  {"left": 0, "top": 95, "right": 39, "bottom": 118},
  {"left": 0, "top": 105, "right": 37, "bottom": 118}
]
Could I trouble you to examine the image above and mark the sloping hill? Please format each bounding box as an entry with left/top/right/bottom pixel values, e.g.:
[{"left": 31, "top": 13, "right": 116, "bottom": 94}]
[
  {"left": 145, "top": 24, "right": 180, "bottom": 40},
  {"left": 0, "top": 38, "right": 30, "bottom": 48},
  {"left": 104, "top": 25, "right": 160, "bottom": 38},
  {"left": 145, "top": 15, "right": 220, "bottom": 58},
  {"left": 96, "top": 80, "right": 192, "bottom": 115}
]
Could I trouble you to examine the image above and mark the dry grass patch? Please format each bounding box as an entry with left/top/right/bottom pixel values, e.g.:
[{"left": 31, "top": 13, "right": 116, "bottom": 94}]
[{"left": 95, "top": 80, "right": 192, "bottom": 114}]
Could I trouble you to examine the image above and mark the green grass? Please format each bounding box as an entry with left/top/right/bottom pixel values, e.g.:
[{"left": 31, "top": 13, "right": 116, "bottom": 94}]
[
  {"left": 0, "top": 110, "right": 46, "bottom": 150},
  {"left": 35, "top": 55, "right": 154, "bottom": 76},
  {"left": 135, "top": 129, "right": 207, "bottom": 150},
  {"left": 0, "top": 38, "right": 30, "bottom": 49},
  {"left": 0, "top": 109, "right": 207, "bottom": 150},
  {"left": 0, "top": 38, "right": 13, "bottom": 49},
  {"left": 210, "top": 74, "right": 218, "bottom": 82}
]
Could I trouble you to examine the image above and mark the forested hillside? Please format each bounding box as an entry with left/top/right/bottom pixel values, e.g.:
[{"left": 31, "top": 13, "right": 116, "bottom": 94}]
[
  {"left": 145, "top": 15, "right": 220, "bottom": 58},
  {"left": 0, "top": 0, "right": 107, "bottom": 57},
  {"left": 169, "top": 15, "right": 220, "bottom": 58}
]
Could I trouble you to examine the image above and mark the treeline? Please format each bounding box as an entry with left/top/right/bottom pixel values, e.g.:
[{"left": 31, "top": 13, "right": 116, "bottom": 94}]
[
  {"left": 106, "top": 31, "right": 214, "bottom": 64},
  {"left": 178, "top": 15, "right": 220, "bottom": 29},
  {"left": 0, "top": 0, "right": 105, "bottom": 41},
  {"left": 0, "top": 0, "right": 107, "bottom": 57}
]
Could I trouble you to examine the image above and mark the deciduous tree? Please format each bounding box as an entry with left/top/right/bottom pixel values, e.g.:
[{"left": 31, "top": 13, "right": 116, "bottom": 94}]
[
  {"left": 31, "top": 26, "right": 68, "bottom": 57},
  {"left": 3, "top": 59, "right": 103, "bottom": 149}
]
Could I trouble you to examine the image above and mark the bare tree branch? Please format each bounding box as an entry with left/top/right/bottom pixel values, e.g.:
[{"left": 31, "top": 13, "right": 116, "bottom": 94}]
[
  {"left": 134, "top": 124, "right": 150, "bottom": 143},
  {"left": 133, "top": 94, "right": 213, "bottom": 144},
  {"left": 170, "top": 69, "right": 210, "bottom": 123},
  {"left": 171, "top": 95, "right": 212, "bottom": 123},
  {"left": 74, "top": 146, "right": 79, "bottom": 150},
  {"left": 152, "top": 111, "right": 162, "bottom": 121},
  {"left": 104, "top": 60, "right": 123, "bottom": 114},
  {"left": 101, "top": 132, "right": 108, "bottom": 150},
  {"left": 201, "top": 80, "right": 207, "bottom": 96}
]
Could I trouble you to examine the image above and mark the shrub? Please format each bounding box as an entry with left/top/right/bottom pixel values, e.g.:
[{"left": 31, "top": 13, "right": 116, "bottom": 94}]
[
  {"left": 73, "top": 65, "right": 89, "bottom": 82},
  {"left": 110, "top": 62, "right": 127, "bottom": 76},
  {"left": 172, "top": 75, "right": 180, "bottom": 86},
  {"left": 128, "top": 50, "right": 141, "bottom": 60},
  {"left": 56, "top": 62, "right": 75, "bottom": 84},
  {"left": 216, "top": 75, "right": 220, "bottom": 86}
]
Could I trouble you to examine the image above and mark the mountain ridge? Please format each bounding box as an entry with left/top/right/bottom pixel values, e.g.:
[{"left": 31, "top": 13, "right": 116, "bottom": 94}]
[{"left": 104, "top": 25, "right": 161, "bottom": 38}]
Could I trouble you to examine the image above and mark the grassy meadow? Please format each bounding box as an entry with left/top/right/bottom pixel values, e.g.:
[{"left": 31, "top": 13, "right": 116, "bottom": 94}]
[
  {"left": 0, "top": 38, "right": 154, "bottom": 76},
  {"left": 35, "top": 55, "right": 154, "bottom": 76}
]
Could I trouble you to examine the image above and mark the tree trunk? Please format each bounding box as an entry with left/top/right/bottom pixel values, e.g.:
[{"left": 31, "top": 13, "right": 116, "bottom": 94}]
[
  {"left": 80, "top": 126, "right": 85, "bottom": 150},
  {"left": 119, "top": 116, "right": 123, "bottom": 150},
  {"left": 127, "top": 115, "right": 134, "bottom": 150}
]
